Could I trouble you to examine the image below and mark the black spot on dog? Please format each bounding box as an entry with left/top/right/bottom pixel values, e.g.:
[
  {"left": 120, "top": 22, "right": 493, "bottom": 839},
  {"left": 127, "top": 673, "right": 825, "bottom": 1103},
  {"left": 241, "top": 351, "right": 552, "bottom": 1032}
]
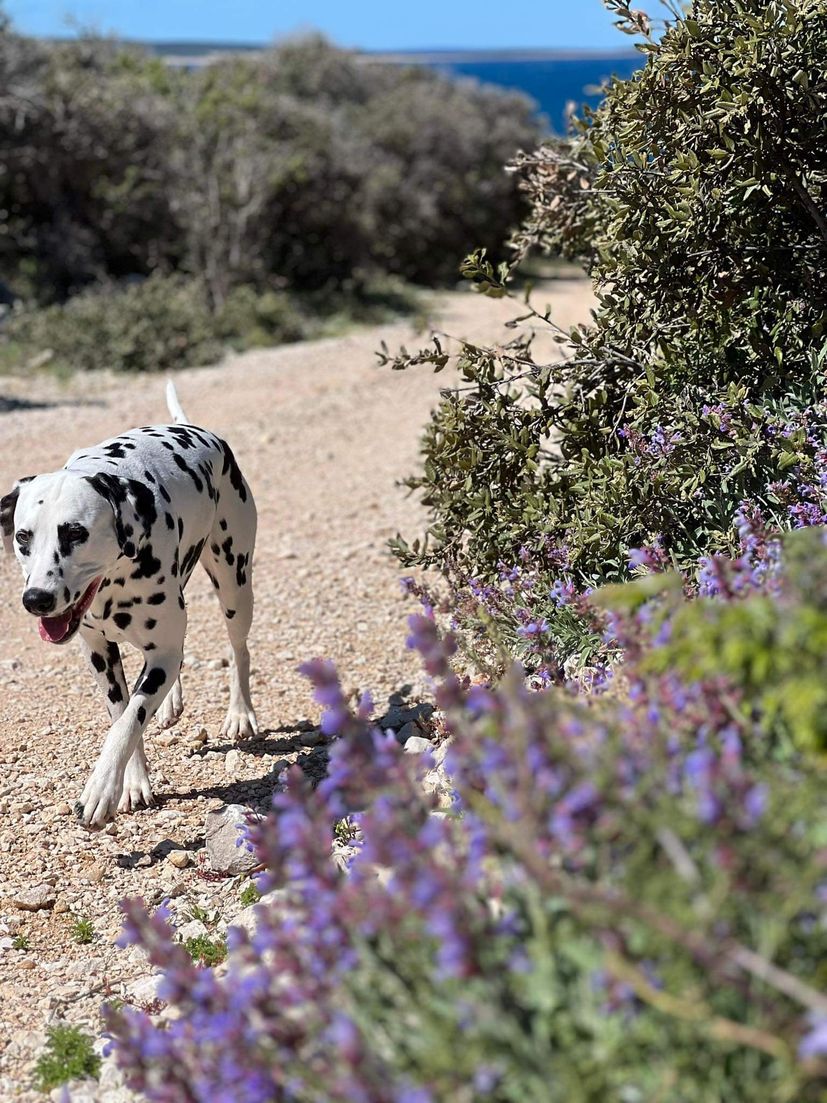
[
  {"left": 108, "top": 683, "right": 123, "bottom": 704},
  {"left": 177, "top": 518, "right": 184, "bottom": 539},
  {"left": 211, "top": 543, "right": 220, "bottom": 557},
  {"left": 90, "top": 651, "right": 106, "bottom": 673},
  {"left": 165, "top": 513, "right": 174, "bottom": 530},
  {"left": 117, "top": 598, "right": 138, "bottom": 609},
  {"left": 179, "top": 594, "right": 185, "bottom": 609},
  {"left": 221, "top": 441, "right": 247, "bottom": 502},
  {"left": 225, "top": 609, "right": 236, "bottom": 619},
  {"left": 159, "top": 486, "right": 172, "bottom": 504},
  {"left": 236, "top": 552, "right": 249, "bottom": 588},
  {"left": 131, "top": 544, "right": 162, "bottom": 581},
  {"left": 222, "top": 536, "right": 234, "bottom": 565},
  {"left": 102, "top": 598, "right": 113, "bottom": 620},
  {"left": 137, "top": 706, "right": 146, "bottom": 723},
  {"left": 114, "top": 578, "right": 126, "bottom": 587},
  {"left": 113, "top": 612, "right": 132, "bottom": 630},
  {"left": 144, "top": 470, "right": 156, "bottom": 484},
  {"left": 145, "top": 617, "right": 157, "bottom": 630},
  {"left": 172, "top": 452, "right": 203, "bottom": 494},
  {"left": 147, "top": 592, "right": 166, "bottom": 605},
  {"left": 179, "top": 538, "right": 206, "bottom": 581},
  {"left": 63, "top": 586, "right": 70, "bottom": 603},
  {"left": 219, "top": 518, "right": 228, "bottom": 531},
  {"left": 53, "top": 551, "right": 60, "bottom": 565},
  {"left": 144, "top": 642, "right": 156, "bottom": 651},
  {"left": 139, "top": 667, "right": 167, "bottom": 696},
  {"left": 57, "top": 522, "right": 89, "bottom": 558}
]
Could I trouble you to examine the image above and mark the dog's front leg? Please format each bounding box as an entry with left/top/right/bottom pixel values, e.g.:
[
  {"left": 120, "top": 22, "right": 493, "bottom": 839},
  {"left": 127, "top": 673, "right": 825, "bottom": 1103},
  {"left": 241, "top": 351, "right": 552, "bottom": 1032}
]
[{"left": 77, "top": 647, "right": 183, "bottom": 827}]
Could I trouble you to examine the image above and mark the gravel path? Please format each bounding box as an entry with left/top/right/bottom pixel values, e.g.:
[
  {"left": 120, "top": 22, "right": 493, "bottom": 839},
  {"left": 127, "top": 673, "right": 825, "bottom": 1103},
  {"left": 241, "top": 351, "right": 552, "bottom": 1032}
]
[{"left": 0, "top": 279, "right": 592, "bottom": 1098}]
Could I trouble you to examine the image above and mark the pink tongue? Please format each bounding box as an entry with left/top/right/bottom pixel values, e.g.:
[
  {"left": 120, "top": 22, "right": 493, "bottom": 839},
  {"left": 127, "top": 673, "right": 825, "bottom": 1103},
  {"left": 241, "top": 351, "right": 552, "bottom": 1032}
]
[{"left": 39, "top": 611, "right": 72, "bottom": 643}]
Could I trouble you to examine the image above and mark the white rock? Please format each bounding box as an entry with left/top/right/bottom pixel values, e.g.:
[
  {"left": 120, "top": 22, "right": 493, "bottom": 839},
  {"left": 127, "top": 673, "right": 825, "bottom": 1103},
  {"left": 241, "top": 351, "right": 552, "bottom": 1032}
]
[
  {"left": 229, "top": 890, "right": 290, "bottom": 937},
  {"left": 403, "top": 735, "right": 432, "bottom": 755},
  {"left": 204, "top": 804, "right": 260, "bottom": 875},
  {"left": 224, "top": 748, "right": 243, "bottom": 776},
  {"left": 176, "top": 919, "right": 208, "bottom": 942},
  {"left": 14, "top": 884, "right": 55, "bottom": 911},
  {"left": 166, "top": 850, "right": 191, "bottom": 869}
]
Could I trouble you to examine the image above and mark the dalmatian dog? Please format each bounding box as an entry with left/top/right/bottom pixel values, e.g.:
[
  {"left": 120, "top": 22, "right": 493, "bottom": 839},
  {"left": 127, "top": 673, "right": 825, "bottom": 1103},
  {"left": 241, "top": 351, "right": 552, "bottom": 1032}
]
[{"left": 0, "top": 383, "right": 257, "bottom": 827}]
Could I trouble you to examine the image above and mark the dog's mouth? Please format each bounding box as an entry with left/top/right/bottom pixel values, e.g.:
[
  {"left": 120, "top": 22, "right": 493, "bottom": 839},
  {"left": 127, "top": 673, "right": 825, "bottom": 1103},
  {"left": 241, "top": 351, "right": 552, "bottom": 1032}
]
[{"left": 38, "top": 577, "right": 102, "bottom": 645}]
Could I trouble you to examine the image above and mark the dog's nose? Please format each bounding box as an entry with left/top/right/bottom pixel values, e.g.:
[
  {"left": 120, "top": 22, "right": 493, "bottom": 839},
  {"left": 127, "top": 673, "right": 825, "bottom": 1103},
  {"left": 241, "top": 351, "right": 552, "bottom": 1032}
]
[{"left": 22, "top": 588, "right": 56, "bottom": 616}]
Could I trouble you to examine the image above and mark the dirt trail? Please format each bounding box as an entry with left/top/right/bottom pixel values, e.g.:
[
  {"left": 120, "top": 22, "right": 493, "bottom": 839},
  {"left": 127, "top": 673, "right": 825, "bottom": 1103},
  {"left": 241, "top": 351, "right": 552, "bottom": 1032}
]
[{"left": 0, "top": 279, "right": 593, "bottom": 1097}]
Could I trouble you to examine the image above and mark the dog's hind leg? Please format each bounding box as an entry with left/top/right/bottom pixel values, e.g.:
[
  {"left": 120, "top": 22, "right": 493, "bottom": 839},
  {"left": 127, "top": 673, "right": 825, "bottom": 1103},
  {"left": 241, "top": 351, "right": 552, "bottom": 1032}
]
[
  {"left": 202, "top": 502, "right": 257, "bottom": 740},
  {"left": 78, "top": 626, "right": 154, "bottom": 812}
]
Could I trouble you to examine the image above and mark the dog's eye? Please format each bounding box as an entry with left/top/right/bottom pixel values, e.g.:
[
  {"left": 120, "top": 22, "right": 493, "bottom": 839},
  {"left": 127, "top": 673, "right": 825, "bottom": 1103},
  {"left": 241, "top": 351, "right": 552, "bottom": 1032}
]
[{"left": 15, "top": 530, "right": 30, "bottom": 548}]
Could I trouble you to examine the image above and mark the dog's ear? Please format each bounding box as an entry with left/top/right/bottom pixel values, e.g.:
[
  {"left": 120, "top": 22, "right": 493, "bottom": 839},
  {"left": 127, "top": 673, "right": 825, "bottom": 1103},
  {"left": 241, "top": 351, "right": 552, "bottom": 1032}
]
[
  {"left": 84, "top": 473, "right": 157, "bottom": 560},
  {"left": 1, "top": 477, "right": 34, "bottom": 554}
]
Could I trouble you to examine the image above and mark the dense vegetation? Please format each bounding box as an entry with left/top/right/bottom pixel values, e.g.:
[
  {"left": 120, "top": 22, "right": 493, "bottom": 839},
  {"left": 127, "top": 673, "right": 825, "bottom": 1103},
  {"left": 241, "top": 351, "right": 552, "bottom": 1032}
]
[
  {"left": 108, "top": 526, "right": 827, "bottom": 1101},
  {"left": 388, "top": 0, "right": 827, "bottom": 661},
  {"left": 0, "top": 26, "right": 540, "bottom": 372},
  {"left": 79, "top": 1, "right": 827, "bottom": 1098}
]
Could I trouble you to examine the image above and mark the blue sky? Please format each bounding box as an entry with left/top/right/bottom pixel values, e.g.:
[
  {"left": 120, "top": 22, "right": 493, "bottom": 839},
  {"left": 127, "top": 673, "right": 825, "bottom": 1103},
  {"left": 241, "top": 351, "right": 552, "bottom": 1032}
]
[{"left": 5, "top": 0, "right": 662, "bottom": 50}]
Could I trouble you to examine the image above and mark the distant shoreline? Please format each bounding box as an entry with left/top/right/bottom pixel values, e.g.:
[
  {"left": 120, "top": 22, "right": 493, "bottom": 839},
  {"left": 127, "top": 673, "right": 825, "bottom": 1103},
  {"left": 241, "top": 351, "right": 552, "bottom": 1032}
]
[{"left": 39, "top": 37, "right": 638, "bottom": 65}]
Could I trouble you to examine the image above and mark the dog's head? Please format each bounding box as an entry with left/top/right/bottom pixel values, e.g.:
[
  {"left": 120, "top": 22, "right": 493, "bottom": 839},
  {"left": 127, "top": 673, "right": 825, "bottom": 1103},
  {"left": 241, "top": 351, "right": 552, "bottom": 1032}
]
[{"left": 1, "top": 470, "right": 156, "bottom": 644}]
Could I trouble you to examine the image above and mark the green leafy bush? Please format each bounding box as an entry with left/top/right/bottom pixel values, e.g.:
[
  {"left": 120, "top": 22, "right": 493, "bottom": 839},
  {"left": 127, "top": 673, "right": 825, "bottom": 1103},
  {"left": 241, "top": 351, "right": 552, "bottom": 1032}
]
[
  {"left": 34, "top": 1024, "right": 100, "bottom": 1091},
  {"left": 0, "top": 29, "right": 540, "bottom": 308},
  {"left": 2, "top": 274, "right": 307, "bottom": 374},
  {"left": 390, "top": 0, "right": 827, "bottom": 655}
]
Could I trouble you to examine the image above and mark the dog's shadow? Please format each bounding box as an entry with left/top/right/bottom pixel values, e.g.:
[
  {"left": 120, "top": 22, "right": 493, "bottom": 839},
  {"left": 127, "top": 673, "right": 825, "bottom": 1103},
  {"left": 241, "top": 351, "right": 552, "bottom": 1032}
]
[
  {"left": 0, "top": 394, "right": 107, "bottom": 414},
  {"left": 118, "top": 686, "right": 430, "bottom": 870}
]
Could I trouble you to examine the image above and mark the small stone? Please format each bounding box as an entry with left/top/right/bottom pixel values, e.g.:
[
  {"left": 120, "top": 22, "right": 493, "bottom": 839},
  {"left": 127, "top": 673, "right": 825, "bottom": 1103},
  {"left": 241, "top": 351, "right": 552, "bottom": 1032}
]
[
  {"left": 18, "top": 958, "right": 36, "bottom": 970},
  {"left": 53, "top": 899, "right": 69, "bottom": 914},
  {"left": 14, "top": 884, "right": 55, "bottom": 912},
  {"left": 204, "top": 804, "right": 260, "bottom": 875},
  {"left": 56, "top": 802, "right": 72, "bottom": 816},
  {"left": 229, "top": 889, "right": 289, "bottom": 937},
  {"left": 403, "top": 735, "right": 432, "bottom": 755},
  {"left": 224, "top": 748, "right": 242, "bottom": 775},
  {"left": 156, "top": 731, "right": 179, "bottom": 748},
  {"left": 87, "top": 862, "right": 106, "bottom": 883},
  {"left": 124, "top": 967, "right": 162, "bottom": 1002},
  {"left": 176, "top": 919, "right": 208, "bottom": 942},
  {"left": 166, "top": 850, "right": 191, "bottom": 870}
]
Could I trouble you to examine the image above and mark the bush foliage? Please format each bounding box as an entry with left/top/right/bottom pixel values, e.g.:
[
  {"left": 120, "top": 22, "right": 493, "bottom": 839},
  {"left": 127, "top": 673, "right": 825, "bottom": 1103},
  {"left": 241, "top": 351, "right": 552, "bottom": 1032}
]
[
  {"left": 0, "top": 24, "right": 540, "bottom": 370},
  {"left": 107, "top": 528, "right": 827, "bottom": 1101},
  {"left": 389, "top": 0, "right": 827, "bottom": 650}
]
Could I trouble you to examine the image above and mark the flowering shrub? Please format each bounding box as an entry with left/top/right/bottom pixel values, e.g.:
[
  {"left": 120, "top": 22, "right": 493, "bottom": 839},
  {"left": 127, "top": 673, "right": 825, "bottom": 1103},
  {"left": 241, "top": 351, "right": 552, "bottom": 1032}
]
[
  {"left": 106, "top": 531, "right": 827, "bottom": 1102},
  {"left": 386, "top": 0, "right": 827, "bottom": 660}
]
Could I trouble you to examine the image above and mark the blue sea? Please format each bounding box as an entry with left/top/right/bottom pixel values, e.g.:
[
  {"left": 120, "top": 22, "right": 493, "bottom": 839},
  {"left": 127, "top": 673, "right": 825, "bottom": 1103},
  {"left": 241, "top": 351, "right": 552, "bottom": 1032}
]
[{"left": 422, "top": 56, "right": 645, "bottom": 133}]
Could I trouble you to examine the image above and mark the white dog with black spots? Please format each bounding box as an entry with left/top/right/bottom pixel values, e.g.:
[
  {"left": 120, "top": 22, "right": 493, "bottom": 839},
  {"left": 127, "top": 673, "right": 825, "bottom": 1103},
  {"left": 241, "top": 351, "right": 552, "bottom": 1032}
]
[{"left": 1, "top": 383, "right": 257, "bottom": 827}]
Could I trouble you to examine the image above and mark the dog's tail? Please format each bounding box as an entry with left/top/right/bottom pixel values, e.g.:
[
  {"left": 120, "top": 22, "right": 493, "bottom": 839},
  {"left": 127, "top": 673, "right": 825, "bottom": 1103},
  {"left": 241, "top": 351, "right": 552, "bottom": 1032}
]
[{"left": 166, "top": 380, "right": 189, "bottom": 425}]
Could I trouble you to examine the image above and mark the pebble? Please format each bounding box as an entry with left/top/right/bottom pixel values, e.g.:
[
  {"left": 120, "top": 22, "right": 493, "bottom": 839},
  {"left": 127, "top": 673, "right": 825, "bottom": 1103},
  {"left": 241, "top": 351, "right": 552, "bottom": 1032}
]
[
  {"left": 204, "top": 804, "right": 260, "bottom": 875},
  {"left": 14, "top": 884, "right": 56, "bottom": 912},
  {"left": 403, "top": 735, "right": 433, "bottom": 755},
  {"left": 224, "top": 748, "right": 243, "bottom": 775},
  {"left": 166, "top": 850, "right": 191, "bottom": 870},
  {"left": 56, "top": 802, "right": 72, "bottom": 816}
]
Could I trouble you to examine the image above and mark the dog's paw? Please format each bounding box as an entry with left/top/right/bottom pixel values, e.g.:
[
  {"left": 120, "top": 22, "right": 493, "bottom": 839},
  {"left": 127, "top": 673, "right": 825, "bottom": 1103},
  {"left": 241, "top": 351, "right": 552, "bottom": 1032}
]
[
  {"left": 157, "top": 679, "right": 184, "bottom": 730},
  {"left": 119, "top": 759, "right": 155, "bottom": 813},
  {"left": 77, "top": 767, "right": 123, "bottom": 828},
  {"left": 221, "top": 706, "right": 258, "bottom": 741}
]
